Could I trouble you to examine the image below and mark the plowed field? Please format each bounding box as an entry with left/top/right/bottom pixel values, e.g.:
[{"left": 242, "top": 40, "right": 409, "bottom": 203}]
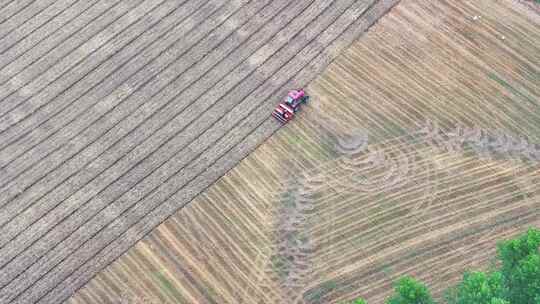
[{"left": 68, "top": 0, "right": 540, "bottom": 303}]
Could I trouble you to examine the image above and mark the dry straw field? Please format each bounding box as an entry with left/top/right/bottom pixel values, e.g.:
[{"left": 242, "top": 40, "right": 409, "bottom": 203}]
[{"left": 69, "top": 0, "right": 540, "bottom": 303}]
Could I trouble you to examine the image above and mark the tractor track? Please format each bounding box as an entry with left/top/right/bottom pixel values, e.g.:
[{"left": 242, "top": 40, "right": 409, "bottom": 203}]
[{"left": 0, "top": 0, "right": 397, "bottom": 303}]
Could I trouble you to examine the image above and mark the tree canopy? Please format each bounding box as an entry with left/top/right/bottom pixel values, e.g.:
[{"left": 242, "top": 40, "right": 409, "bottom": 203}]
[
  {"left": 386, "top": 276, "right": 436, "bottom": 304},
  {"left": 498, "top": 228, "right": 540, "bottom": 304},
  {"left": 445, "top": 271, "right": 505, "bottom": 304}
]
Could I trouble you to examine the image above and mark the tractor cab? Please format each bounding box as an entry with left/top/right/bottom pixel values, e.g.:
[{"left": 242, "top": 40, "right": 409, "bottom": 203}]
[{"left": 272, "top": 89, "right": 309, "bottom": 123}]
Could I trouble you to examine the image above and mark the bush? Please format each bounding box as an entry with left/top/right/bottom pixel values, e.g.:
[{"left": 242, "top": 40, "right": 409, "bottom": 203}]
[
  {"left": 498, "top": 228, "right": 540, "bottom": 304},
  {"left": 445, "top": 271, "right": 504, "bottom": 304},
  {"left": 386, "top": 276, "right": 436, "bottom": 304}
]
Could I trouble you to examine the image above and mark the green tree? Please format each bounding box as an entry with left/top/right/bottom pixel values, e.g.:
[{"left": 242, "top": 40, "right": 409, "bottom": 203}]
[
  {"left": 506, "top": 252, "right": 540, "bottom": 304},
  {"left": 339, "top": 296, "right": 367, "bottom": 304},
  {"left": 497, "top": 228, "right": 540, "bottom": 304},
  {"left": 386, "top": 276, "right": 436, "bottom": 304},
  {"left": 497, "top": 228, "right": 540, "bottom": 275},
  {"left": 446, "top": 271, "right": 504, "bottom": 304}
]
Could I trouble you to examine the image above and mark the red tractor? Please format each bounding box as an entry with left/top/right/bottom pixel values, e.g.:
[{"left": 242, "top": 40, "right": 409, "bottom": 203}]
[{"left": 272, "top": 89, "right": 309, "bottom": 123}]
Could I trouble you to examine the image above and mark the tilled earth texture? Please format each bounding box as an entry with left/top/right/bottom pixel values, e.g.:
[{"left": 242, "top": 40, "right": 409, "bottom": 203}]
[
  {"left": 0, "top": 0, "right": 398, "bottom": 303},
  {"left": 68, "top": 0, "right": 539, "bottom": 303}
]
